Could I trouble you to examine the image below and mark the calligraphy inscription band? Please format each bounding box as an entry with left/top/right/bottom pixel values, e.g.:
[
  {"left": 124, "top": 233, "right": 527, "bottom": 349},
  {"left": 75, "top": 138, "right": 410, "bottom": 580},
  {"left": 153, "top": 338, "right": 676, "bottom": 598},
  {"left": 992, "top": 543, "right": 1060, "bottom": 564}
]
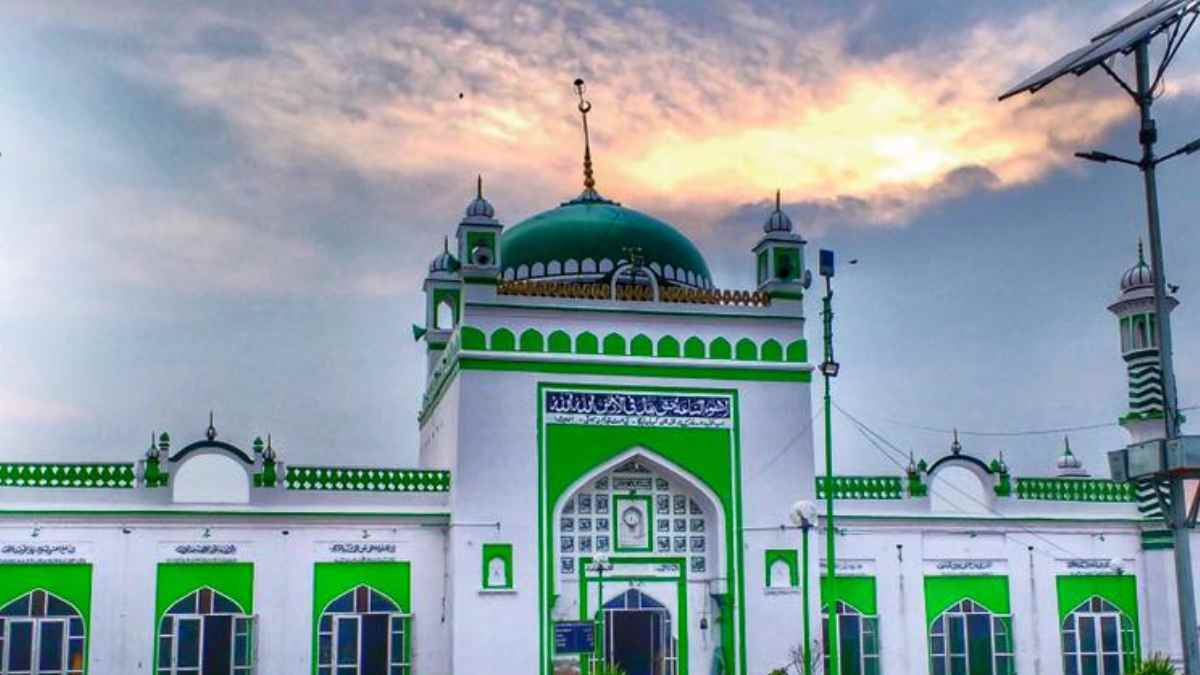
[{"left": 545, "top": 392, "right": 731, "bottom": 419}]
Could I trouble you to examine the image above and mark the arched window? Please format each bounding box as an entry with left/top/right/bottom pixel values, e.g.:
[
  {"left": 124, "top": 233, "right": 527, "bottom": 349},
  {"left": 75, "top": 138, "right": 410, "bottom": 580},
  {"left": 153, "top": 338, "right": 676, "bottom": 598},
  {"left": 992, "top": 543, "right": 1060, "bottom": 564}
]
[
  {"left": 0, "top": 589, "right": 86, "bottom": 675},
  {"left": 1061, "top": 597, "right": 1136, "bottom": 675},
  {"left": 317, "top": 585, "right": 410, "bottom": 675},
  {"left": 157, "top": 587, "right": 256, "bottom": 675},
  {"left": 822, "top": 601, "right": 880, "bottom": 675},
  {"left": 434, "top": 300, "right": 455, "bottom": 330},
  {"left": 1134, "top": 318, "right": 1148, "bottom": 350},
  {"left": 929, "top": 599, "right": 1014, "bottom": 675}
]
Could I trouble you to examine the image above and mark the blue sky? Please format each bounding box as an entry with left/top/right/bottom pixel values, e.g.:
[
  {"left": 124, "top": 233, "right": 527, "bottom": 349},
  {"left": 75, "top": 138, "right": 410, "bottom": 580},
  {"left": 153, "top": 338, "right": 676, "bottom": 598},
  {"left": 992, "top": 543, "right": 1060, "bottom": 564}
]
[{"left": 2, "top": 1, "right": 1199, "bottom": 477}]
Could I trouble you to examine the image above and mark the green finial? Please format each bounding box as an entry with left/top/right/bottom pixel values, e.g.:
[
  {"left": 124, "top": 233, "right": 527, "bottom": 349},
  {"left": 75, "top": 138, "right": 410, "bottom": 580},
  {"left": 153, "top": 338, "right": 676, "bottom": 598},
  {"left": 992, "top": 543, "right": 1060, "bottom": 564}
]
[{"left": 1064, "top": 435, "right": 1073, "bottom": 456}]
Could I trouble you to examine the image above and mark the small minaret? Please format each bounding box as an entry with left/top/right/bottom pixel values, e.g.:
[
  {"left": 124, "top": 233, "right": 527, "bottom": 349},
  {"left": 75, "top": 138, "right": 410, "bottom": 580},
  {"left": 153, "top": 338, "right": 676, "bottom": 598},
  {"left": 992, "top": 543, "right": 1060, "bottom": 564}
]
[
  {"left": 1055, "top": 436, "right": 1089, "bottom": 478},
  {"left": 752, "top": 190, "right": 807, "bottom": 298},
  {"left": 1108, "top": 241, "right": 1179, "bottom": 443},
  {"left": 419, "top": 235, "right": 463, "bottom": 377},
  {"left": 455, "top": 176, "right": 503, "bottom": 281}
]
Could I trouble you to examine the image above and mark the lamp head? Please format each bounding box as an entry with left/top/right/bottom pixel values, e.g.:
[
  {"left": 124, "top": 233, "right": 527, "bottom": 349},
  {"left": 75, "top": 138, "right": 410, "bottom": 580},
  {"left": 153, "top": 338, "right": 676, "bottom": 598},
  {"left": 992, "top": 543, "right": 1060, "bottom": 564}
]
[{"left": 790, "top": 500, "right": 819, "bottom": 526}]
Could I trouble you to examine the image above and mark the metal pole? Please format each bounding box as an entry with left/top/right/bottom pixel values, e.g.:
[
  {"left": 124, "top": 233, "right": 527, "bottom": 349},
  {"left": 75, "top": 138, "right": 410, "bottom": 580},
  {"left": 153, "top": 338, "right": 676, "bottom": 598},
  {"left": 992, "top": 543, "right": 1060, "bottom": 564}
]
[
  {"left": 823, "top": 275, "right": 839, "bottom": 675},
  {"left": 1134, "top": 39, "right": 1200, "bottom": 674},
  {"left": 803, "top": 521, "right": 812, "bottom": 675}
]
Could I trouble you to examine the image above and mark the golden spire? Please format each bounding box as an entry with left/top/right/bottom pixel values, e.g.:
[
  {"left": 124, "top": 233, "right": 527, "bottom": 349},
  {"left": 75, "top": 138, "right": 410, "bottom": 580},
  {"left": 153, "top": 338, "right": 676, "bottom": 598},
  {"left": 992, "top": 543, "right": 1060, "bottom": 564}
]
[{"left": 574, "top": 78, "right": 596, "bottom": 193}]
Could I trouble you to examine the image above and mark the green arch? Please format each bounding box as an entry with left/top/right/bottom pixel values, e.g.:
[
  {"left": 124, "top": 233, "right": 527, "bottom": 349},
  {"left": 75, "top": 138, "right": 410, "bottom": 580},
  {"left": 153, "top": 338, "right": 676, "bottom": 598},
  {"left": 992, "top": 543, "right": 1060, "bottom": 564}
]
[
  {"left": 786, "top": 339, "right": 807, "bottom": 363},
  {"left": 735, "top": 338, "right": 757, "bottom": 361},
  {"left": 761, "top": 339, "right": 783, "bottom": 362},
  {"left": 683, "top": 337, "right": 705, "bottom": 359},
  {"left": 657, "top": 336, "right": 680, "bottom": 358},
  {"left": 547, "top": 330, "right": 572, "bottom": 354},
  {"left": 630, "top": 334, "right": 653, "bottom": 357},
  {"left": 709, "top": 337, "right": 732, "bottom": 360},
  {"left": 490, "top": 328, "right": 515, "bottom": 352},
  {"left": 519, "top": 329, "right": 544, "bottom": 352},
  {"left": 460, "top": 326, "right": 486, "bottom": 351},
  {"left": 576, "top": 332, "right": 599, "bottom": 355},
  {"left": 603, "top": 333, "right": 627, "bottom": 356}
]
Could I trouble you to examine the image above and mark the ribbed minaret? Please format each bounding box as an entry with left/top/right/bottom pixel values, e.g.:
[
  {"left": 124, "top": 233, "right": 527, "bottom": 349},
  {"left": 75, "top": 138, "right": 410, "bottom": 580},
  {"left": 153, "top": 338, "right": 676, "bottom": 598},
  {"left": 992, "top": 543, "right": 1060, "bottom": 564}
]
[{"left": 1108, "top": 241, "right": 1179, "bottom": 444}]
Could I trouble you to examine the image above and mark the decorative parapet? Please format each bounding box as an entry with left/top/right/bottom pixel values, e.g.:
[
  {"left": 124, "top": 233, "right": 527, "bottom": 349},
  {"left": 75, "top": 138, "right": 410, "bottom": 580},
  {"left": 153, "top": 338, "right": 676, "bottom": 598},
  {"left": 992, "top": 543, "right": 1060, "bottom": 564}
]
[
  {"left": 284, "top": 466, "right": 451, "bottom": 492},
  {"left": 1014, "top": 477, "right": 1135, "bottom": 502},
  {"left": 816, "top": 476, "right": 905, "bottom": 500},
  {"left": 0, "top": 463, "right": 136, "bottom": 489},
  {"left": 496, "top": 280, "right": 771, "bottom": 307}
]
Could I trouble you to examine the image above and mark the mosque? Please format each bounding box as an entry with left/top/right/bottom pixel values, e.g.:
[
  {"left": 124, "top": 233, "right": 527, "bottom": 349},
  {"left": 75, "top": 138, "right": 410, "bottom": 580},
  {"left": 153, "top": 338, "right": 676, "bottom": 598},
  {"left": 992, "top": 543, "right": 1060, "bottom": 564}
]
[{"left": 0, "top": 85, "right": 1192, "bottom": 675}]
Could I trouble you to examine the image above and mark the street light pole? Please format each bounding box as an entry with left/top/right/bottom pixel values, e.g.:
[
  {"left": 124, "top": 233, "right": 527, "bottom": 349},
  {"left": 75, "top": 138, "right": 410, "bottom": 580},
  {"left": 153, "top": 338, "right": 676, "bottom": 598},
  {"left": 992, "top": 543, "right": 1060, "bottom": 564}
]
[
  {"left": 819, "top": 249, "right": 840, "bottom": 675},
  {"left": 792, "top": 500, "right": 820, "bottom": 675},
  {"left": 1130, "top": 40, "right": 1200, "bottom": 674}
]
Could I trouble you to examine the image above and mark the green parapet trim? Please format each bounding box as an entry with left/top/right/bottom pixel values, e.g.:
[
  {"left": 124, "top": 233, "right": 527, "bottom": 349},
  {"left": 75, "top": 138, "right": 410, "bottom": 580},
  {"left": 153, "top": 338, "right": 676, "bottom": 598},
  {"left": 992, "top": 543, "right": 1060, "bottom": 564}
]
[
  {"left": 576, "top": 331, "right": 599, "bottom": 355},
  {"left": 630, "top": 334, "right": 653, "bottom": 357},
  {"left": 816, "top": 476, "right": 905, "bottom": 500},
  {"left": 820, "top": 575, "right": 877, "bottom": 615},
  {"left": 761, "top": 339, "right": 783, "bottom": 362},
  {"left": 764, "top": 549, "right": 799, "bottom": 587},
  {"left": 311, "top": 562, "right": 411, "bottom": 675},
  {"left": 284, "top": 466, "right": 451, "bottom": 492},
  {"left": 460, "top": 356, "right": 811, "bottom": 382},
  {"left": 520, "top": 328, "right": 545, "bottom": 352},
  {"left": 0, "top": 563, "right": 93, "bottom": 674},
  {"left": 490, "top": 327, "right": 516, "bottom": 351},
  {"left": 924, "top": 575, "right": 1009, "bottom": 625},
  {"left": 1141, "top": 529, "right": 1173, "bottom": 550},
  {"left": 0, "top": 463, "right": 136, "bottom": 489},
  {"left": 602, "top": 332, "right": 627, "bottom": 356},
  {"left": 735, "top": 338, "right": 757, "bottom": 361},
  {"left": 767, "top": 288, "right": 806, "bottom": 301},
  {"left": 709, "top": 337, "right": 732, "bottom": 360},
  {"left": 786, "top": 339, "right": 807, "bottom": 362},
  {"left": 1014, "top": 478, "right": 1135, "bottom": 502},
  {"left": 547, "top": 330, "right": 572, "bottom": 354},
  {"left": 684, "top": 336, "right": 706, "bottom": 358},
  {"left": 482, "top": 543, "right": 514, "bottom": 589},
  {"left": 657, "top": 335, "right": 680, "bottom": 358},
  {"left": 460, "top": 325, "right": 486, "bottom": 350}
]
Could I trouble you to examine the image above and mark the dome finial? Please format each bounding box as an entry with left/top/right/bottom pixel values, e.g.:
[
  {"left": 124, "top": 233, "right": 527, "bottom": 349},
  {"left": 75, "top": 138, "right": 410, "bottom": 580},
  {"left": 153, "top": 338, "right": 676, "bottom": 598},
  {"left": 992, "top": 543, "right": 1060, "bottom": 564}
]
[
  {"left": 477, "top": 174, "right": 483, "bottom": 200},
  {"left": 1137, "top": 238, "right": 1145, "bottom": 265},
  {"left": 950, "top": 428, "right": 961, "bottom": 455},
  {"left": 763, "top": 189, "right": 794, "bottom": 233},
  {"left": 443, "top": 235, "right": 449, "bottom": 254},
  {"left": 574, "top": 78, "right": 595, "bottom": 192},
  {"left": 775, "top": 189, "right": 781, "bottom": 211}
]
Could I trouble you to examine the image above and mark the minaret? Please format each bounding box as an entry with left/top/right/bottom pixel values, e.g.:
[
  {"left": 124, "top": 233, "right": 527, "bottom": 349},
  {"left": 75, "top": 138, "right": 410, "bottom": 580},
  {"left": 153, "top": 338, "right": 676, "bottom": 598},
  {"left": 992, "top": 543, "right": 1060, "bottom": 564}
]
[
  {"left": 418, "top": 234, "right": 463, "bottom": 378},
  {"left": 455, "top": 175, "right": 503, "bottom": 281},
  {"left": 1108, "top": 241, "right": 1179, "bottom": 443},
  {"left": 751, "top": 190, "right": 807, "bottom": 299}
]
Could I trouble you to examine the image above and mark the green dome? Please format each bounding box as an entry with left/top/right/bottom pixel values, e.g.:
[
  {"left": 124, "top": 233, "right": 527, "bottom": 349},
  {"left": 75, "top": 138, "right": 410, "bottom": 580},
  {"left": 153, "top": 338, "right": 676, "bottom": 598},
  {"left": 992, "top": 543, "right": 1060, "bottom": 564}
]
[{"left": 500, "top": 199, "right": 712, "bottom": 288}]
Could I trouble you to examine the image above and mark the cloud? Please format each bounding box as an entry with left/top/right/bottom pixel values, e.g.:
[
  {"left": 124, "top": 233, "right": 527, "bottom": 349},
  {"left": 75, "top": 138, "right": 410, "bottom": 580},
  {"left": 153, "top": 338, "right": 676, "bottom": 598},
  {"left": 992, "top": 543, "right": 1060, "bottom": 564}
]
[{"left": 0, "top": 389, "right": 90, "bottom": 425}]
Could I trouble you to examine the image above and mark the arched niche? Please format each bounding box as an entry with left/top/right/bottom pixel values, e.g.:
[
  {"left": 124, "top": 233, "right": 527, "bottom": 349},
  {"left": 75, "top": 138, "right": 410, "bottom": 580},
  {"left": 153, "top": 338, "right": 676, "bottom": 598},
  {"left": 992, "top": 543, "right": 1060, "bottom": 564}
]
[
  {"left": 928, "top": 460, "right": 993, "bottom": 515},
  {"left": 172, "top": 451, "right": 252, "bottom": 504}
]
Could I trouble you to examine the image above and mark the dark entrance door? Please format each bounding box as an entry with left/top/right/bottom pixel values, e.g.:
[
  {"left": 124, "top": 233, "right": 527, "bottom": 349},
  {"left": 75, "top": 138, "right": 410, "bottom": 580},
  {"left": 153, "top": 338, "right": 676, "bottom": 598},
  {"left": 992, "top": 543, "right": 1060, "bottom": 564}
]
[
  {"left": 202, "top": 615, "right": 232, "bottom": 675},
  {"left": 603, "top": 589, "right": 674, "bottom": 675}
]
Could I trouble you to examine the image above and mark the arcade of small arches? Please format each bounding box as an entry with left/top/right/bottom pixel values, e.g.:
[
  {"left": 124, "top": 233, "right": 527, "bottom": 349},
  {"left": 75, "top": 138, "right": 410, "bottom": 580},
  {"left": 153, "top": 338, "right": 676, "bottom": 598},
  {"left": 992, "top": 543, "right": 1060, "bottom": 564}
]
[{"left": 457, "top": 326, "right": 808, "bottom": 363}]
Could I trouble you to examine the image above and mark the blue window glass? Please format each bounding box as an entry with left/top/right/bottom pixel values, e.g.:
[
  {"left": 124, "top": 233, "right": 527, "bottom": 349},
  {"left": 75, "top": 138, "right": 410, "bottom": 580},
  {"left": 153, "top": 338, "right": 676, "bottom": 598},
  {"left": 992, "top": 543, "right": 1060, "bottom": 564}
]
[
  {"left": 177, "top": 618, "right": 200, "bottom": 668},
  {"left": 1, "top": 596, "right": 30, "bottom": 617},
  {"left": 40, "top": 620, "right": 64, "bottom": 670},
  {"left": 8, "top": 621, "right": 32, "bottom": 671}
]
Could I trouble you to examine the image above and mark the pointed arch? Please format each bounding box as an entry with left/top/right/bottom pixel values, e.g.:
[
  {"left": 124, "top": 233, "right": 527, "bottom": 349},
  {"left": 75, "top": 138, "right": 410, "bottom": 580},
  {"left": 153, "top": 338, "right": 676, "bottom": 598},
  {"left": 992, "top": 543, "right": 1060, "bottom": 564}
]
[
  {"left": 576, "top": 331, "right": 599, "bottom": 355},
  {"left": 547, "top": 330, "right": 572, "bottom": 354},
  {"left": 519, "top": 328, "right": 544, "bottom": 352},
  {"left": 657, "top": 336, "right": 680, "bottom": 358},
  {"left": 630, "top": 334, "right": 654, "bottom": 357},
  {"left": 602, "top": 332, "right": 626, "bottom": 356},
  {"left": 490, "top": 328, "right": 515, "bottom": 351},
  {"left": 709, "top": 337, "right": 732, "bottom": 360},
  {"left": 683, "top": 337, "right": 705, "bottom": 359},
  {"left": 734, "top": 338, "right": 757, "bottom": 361},
  {"left": 761, "top": 339, "right": 783, "bottom": 362}
]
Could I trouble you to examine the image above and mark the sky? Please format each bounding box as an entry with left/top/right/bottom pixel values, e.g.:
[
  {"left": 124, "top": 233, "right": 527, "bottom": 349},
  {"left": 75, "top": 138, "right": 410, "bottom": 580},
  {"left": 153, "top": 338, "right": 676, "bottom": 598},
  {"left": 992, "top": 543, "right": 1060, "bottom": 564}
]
[{"left": 2, "top": 0, "right": 1200, "bottom": 478}]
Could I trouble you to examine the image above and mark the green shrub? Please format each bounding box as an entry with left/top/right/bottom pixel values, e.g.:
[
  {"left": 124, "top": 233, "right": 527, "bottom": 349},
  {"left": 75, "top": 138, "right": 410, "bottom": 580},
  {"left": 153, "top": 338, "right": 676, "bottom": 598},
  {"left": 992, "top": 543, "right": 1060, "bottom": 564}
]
[
  {"left": 767, "top": 669, "right": 790, "bottom": 675},
  {"left": 1134, "top": 654, "right": 1178, "bottom": 675}
]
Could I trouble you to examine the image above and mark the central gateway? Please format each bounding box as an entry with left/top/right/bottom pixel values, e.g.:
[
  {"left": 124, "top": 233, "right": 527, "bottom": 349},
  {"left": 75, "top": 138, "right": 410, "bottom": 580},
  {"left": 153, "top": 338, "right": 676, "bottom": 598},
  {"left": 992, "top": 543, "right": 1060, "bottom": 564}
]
[{"left": 603, "top": 589, "right": 675, "bottom": 675}]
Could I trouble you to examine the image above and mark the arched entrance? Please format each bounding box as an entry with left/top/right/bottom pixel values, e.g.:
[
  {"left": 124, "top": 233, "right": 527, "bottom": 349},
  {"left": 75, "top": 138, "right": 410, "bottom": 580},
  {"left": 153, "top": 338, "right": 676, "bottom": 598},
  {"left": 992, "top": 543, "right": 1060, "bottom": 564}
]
[
  {"left": 603, "top": 589, "right": 676, "bottom": 675},
  {"left": 0, "top": 589, "right": 86, "bottom": 675}
]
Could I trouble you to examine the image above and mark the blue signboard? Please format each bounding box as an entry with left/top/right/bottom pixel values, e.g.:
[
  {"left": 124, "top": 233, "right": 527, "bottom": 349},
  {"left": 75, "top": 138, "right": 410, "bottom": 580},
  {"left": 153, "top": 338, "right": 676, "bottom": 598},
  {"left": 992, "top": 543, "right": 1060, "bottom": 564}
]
[{"left": 554, "top": 621, "right": 596, "bottom": 654}]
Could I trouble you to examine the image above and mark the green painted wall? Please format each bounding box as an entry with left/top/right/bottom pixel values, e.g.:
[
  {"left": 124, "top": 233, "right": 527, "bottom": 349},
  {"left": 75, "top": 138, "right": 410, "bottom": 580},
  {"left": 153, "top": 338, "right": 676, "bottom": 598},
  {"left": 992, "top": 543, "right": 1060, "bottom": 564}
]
[
  {"left": 0, "top": 564, "right": 93, "bottom": 675},
  {"left": 155, "top": 562, "right": 254, "bottom": 620},
  {"left": 541, "top": 397, "right": 744, "bottom": 675},
  {"left": 1056, "top": 575, "right": 1138, "bottom": 625},
  {"left": 311, "top": 562, "right": 412, "bottom": 675},
  {"left": 924, "top": 576, "right": 1009, "bottom": 624},
  {"left": 821, "top": 576, "right": 877, "bottom": 615}
]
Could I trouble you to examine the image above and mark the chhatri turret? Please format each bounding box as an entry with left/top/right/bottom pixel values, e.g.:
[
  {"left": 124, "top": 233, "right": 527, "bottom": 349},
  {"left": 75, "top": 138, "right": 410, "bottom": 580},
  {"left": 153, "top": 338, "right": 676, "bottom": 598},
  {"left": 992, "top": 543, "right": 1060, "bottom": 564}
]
[
  {"left": 752, "top": 190, "right": 808, "bottom": 300},
  {"left": 1108, "top": 240, "right": 1180, "bottom": 443},
  {"left": 456, "top": 175, "right": 503, "bottom": 280}
]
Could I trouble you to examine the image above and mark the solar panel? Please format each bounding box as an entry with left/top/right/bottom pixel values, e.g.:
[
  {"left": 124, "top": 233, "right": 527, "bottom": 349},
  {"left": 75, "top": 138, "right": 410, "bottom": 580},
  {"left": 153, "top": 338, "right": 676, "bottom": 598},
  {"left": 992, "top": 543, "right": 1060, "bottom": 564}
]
[
  {"left": 999, "top": 0, "right": 1199, "bottom": 99},
  {"left": 1093, "top": 0, "right": 1186, "bottom": 41}
]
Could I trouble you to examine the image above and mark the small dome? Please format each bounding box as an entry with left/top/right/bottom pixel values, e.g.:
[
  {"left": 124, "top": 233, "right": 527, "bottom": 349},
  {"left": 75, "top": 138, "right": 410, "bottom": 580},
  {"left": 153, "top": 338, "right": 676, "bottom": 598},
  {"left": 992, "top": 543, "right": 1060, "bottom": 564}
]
[
  {"left": 429, "top": 238, "right": 460, "bottom": 274},
  {"left": 1120, "top": 241, "right": 1154, "bottom": 292},
  {"left": 763, "top": 190, "right": 793, "bottom": 233},
  {"left": 1056, "top": 436, "right": 1088, "bottom": 477},
  {"left": 461, "top": 175, "right": 499, "bottom": 225}
]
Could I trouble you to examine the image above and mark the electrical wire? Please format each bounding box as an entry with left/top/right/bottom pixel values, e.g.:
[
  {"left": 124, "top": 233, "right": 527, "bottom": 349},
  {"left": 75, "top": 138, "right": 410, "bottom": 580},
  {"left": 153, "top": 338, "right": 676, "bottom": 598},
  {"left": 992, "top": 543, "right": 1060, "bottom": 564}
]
[
  {"left": 834, "top": 402, "right": 1091, "bottom": 561},
  {"left": 879, "top": 405, "right": 1200, "bottom": 438}
]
